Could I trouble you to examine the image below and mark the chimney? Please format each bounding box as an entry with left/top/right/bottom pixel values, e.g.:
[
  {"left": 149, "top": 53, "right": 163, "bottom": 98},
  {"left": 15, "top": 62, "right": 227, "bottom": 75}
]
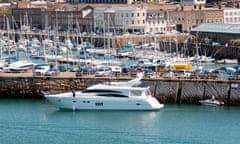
[
  {"left": 218, "top": 4, "right": 221, "bottom": 9},
  {"left": 181, "top": 5, "right": 184, "bottom": 11}
]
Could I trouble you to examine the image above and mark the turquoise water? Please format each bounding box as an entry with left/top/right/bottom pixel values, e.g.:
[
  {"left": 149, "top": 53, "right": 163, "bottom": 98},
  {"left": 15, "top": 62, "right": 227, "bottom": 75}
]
[{"left": 0, "top": 99, "right": 240, "bottom": 144}]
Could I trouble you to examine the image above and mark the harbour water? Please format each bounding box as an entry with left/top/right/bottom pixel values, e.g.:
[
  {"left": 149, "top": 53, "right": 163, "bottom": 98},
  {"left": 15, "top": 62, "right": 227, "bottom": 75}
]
[{"left": 0, "top": 99, "right": 240, "bottom": 144}]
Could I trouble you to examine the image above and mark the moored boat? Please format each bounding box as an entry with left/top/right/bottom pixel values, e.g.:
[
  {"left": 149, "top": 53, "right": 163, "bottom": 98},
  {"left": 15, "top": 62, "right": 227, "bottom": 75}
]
[
  {"left": 199, "top": 96, "right": 224, "bottom": 106},
  {"left": 4, "top": 60, "right": 35, "bottom": 72},
  {"left": 43, "top": 72, "right": 164, "bottom": 111}
]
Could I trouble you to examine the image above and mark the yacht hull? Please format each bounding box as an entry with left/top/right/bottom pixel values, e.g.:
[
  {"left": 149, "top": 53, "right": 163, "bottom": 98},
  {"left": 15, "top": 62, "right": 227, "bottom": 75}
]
[{"left": 45, "top": 92, "right": 164, "bottom": 111}]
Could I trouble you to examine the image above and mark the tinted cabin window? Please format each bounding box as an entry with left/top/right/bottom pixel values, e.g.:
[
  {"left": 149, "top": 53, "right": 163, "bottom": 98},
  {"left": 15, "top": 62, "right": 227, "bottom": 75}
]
[
  {"left": 82, "top": 89, "right": 121, "bottom": 93},
  {"left": 97, "top": 94, "right": 128, "bottom": 98},
  {"left": 130, "top": 90, "right": 143, "bottom": 96}
]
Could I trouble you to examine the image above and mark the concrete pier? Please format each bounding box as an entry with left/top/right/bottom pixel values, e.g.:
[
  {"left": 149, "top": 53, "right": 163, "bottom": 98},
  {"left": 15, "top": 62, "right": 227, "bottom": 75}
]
[{"left": 0, "top": 72, "right": 240, "bottom": 106}]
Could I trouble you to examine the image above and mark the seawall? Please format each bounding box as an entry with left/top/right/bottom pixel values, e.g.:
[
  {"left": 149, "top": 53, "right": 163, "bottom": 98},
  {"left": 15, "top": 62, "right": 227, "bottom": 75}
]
[{"left": 0, "top": 73, "right": 240, "bottom": 106}]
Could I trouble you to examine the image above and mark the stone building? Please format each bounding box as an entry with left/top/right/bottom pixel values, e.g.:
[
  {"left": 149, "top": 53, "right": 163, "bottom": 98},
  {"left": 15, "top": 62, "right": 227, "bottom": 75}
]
[
  {"left": 41, "top": 6, "right": 93, "bottom": 31},
  {"left": 12, "top": 8, "right": 42, "bottom": 29},
  {"left": 10, "top": 4, "right": 94, "bottom": 31},
  {"left": 0, "top": 2, "right": 236, "bottom": 34},
  {"left": 66, "top": 0, "right": 134, "bottom": 4},
  {"left": 167, "top": 5, "right": 223, "bottom": 32}
]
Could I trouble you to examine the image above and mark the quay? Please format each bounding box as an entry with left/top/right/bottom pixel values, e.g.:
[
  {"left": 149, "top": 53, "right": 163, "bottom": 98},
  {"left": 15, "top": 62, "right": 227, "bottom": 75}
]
[{"left": 0, "top": 72, "right": 240, "bottom": 106}]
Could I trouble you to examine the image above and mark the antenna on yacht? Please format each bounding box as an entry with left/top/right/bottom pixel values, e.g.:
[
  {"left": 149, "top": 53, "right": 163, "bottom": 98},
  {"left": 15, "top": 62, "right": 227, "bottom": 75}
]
[{"left": 136, "top": 72, "right": 144, "bottom": 79}]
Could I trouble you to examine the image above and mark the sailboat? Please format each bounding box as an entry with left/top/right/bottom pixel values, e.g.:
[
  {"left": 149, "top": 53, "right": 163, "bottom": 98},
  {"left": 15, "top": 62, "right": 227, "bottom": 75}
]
[{"left": 3, "top": 16, "right": 36, "bottom": 73}]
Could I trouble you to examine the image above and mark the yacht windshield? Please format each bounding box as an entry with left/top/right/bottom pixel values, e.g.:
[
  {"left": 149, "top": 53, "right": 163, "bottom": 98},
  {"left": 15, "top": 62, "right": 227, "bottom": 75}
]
[{"left": 145, "top": 89, "right": 151, "bottom": 96}]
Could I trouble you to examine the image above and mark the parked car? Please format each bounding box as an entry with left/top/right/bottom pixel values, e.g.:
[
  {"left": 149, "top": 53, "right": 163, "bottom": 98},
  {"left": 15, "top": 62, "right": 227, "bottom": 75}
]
[
  {"left": 208, "top": 69, "right": 228, "bottom": 80},
  {"left": 121, "top": 67, "right": 131, "bottom": 76},
  {"left": 174, "top": 70, "right": 192, "bottom": 78},
  {"left": 109, "top": 66, "right": 122, "bottom": 73},
  {"left": 75, "top": 67, "right": 96, "bottom": 76},
  {"left": 190, "top": 70, "right": 209, "bottom": 79},
  {"left": 144, "top": 68, "right": 154, "bottom": 77},
  {"left": 33, "top": 63, "right": 50, "bottom": 76},
  {"left": 228, "top": 72, "right": 240, "bottom": 80},
  {"left": 95, "top": 67, "right": 112, "bottom": 77},
  {"left": 58, "top": 64, "right": 68, "bottom": 72},
  {"left": 69, "top": 66, "right": 78, "bottom": 72},
  {"left": 45, "top": 68, "right": 60, "bottom": 76},
  {"left": 161, "top": 71, "right": 177, "bottom": 78}
]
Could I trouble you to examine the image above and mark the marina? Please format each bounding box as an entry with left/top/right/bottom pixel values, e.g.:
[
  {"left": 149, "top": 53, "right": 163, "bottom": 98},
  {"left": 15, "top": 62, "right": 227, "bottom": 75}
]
[
  {"left": 0, "top": 16, "right": 239, "bottom": 107},
  {"left": 0, "top": 2, "right": 240, "bottom": 144}
]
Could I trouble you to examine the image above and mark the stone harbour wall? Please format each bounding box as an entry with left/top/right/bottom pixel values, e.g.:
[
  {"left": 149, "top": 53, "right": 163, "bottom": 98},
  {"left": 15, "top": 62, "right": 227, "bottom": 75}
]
[{"left": 0, "top": 76, "right": 240, "bottom": 106}]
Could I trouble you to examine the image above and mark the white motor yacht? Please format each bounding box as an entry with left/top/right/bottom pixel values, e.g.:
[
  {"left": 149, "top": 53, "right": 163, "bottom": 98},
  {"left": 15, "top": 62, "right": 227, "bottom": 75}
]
[
  {"left": 4, "top": 60, "right": 35, "bottom": 72},
  {"left": 44, "top": 73, "right": 164, "bottom": 110}
]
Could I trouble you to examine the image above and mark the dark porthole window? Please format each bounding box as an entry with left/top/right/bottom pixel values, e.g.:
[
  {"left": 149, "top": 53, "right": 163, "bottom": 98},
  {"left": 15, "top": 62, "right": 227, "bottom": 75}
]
[{"left": 95, "top": 102, "right": 104, "bottom": 106}]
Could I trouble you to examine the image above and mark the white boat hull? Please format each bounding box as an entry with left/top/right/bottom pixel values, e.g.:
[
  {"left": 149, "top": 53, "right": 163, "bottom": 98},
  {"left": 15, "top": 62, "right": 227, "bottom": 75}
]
[
  {"left": 199, "top": 99, "right": 224, "bottom": 106},
  {"left": 45, "top": 92, "right": 164, "bottom": 111}
]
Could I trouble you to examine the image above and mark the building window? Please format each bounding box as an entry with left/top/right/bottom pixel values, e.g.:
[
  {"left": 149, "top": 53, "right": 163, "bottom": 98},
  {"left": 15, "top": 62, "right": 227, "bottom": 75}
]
[
  {"left": 132, "top": 13, "right": 134, "bottom": 17},
  {"left": 143, "top": 13, "right": 145, "bottom": 16},
  {"left": 137, "top": 13, "right": 140, "bottom": 17},
  {"left": 132, "top": 20, "right": 134, "bottom": 24},
  {"left": 138, "top": 20, "right": 140, "bottom": 24},
  {"left": 126, "top": 13, "right": 128, "bottom": 17},
  {"left": 143, "top": 20, "right": 145, "bottom": 24}
]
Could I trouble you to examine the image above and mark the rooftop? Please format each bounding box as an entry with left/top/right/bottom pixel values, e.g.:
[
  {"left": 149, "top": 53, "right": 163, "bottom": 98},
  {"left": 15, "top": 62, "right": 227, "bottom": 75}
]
[{"left": 191, "top": 23, "right": 240, "bottom": 34}]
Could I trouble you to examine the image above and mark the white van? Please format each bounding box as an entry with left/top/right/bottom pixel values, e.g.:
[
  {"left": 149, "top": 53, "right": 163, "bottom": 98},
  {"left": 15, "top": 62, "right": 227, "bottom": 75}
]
[
  {"left": 175, "top": 70, "right": 192, "bottom": 78},
  {"left": 33, "top": 63, "right": 50, "bottom": 76}
]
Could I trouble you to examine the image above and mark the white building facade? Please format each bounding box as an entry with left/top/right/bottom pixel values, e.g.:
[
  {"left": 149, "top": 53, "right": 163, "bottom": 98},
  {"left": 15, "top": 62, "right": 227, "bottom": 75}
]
[
  {"left": 224, "top": 8, "right": 240, "bottom": 24},
  {"left": 93, "top": 6, "right": 169, "bottom": 34}
]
